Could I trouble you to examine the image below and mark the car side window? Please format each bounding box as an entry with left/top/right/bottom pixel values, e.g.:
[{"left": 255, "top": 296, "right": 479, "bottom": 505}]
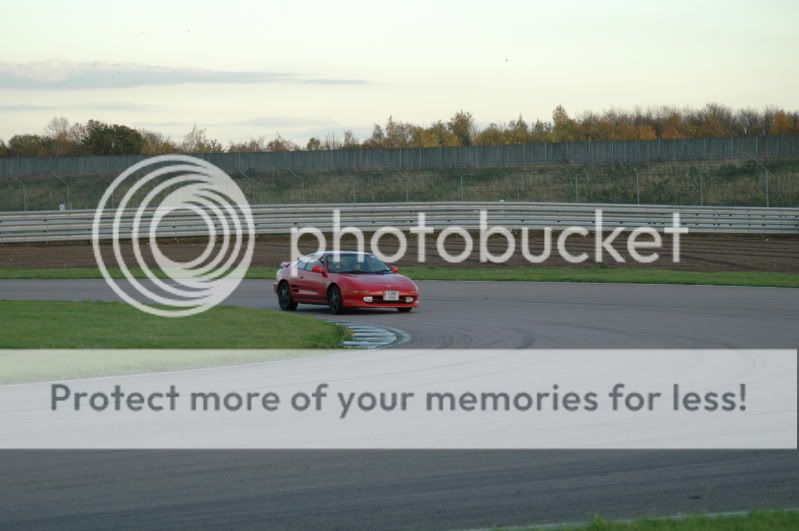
[
  {"left": 306, "top": 257, "right": 324, "bottom": 272},
  {"left": 297, "top": 256, "right": 317, "bottom": 271}
]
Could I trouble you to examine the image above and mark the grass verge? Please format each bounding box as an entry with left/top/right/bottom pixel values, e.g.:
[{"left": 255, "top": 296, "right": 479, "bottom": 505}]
[
  {"left": 0, "top": 300, "right": 350, "bottom": 383},
  {"left": 399, "top": 266, "right": 799, "bottom": 288},
  {"left": 0, "top": 266, "right": 796, "bottom": 288},
  {"left": 507, "top": 509, "right": 799, "bottom": 530}
]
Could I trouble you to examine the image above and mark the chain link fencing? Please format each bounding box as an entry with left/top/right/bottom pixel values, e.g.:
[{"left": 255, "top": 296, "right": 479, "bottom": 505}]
[{"left": 1, "top": 159, "right": 797, "bottom": 212}]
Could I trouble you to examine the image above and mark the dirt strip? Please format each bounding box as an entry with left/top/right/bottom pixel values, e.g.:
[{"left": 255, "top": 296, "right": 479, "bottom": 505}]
[{"left": 1, "top": 232, "right": 798, "bottom": 273}]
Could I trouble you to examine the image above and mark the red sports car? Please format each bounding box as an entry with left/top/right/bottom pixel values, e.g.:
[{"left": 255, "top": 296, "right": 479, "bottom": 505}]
[{"left": 273, "top": 251, "right": 420, "bottom": 314}]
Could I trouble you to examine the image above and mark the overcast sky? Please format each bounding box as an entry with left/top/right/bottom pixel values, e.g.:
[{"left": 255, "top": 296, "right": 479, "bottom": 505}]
[{"left": 0, "top": 0, "right": 796, "bottom": 144}]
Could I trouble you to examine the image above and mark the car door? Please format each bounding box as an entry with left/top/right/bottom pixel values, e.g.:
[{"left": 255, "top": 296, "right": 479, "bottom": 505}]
[
  {"left": 299, "top": 255, "right": 328, "bottom": 302},
  {"left": 291, "top": 257, "right": 316, "bottom": 302}
]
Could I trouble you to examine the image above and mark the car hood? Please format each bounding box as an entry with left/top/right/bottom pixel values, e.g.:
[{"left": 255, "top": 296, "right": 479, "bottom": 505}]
[{"left": 336, "top": 273, "right": 417, "bottom": 290}]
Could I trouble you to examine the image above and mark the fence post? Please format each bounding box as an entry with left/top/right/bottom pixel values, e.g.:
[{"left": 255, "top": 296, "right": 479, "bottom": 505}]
[
  {"left": 50, "top": 171, "right": 69, "bottom": 210},
  {"left": 574, "top": 174, "right": 579, "bottom": 203},
  {"left": 699, "top": 171, "right": 704, "bottom": 206},
  {"left": 405, "top": 172, "right": 410, "bottom": 202},
  {"left": 237, "top": 170, "right": 251, "bottom": 203},
  {"left": 11, "top": 176, "right": 27, "bottom": 211},
  {"left": 460, "top": 175, "right": 464, "bottom": 201},
  {"left": 108, "top": 177, "right": 115, "bottom": 209},
  {"left": 635, "top": 169, "right": 640, "bottom": 204},
  {"left": 765, "top": 170, "right": 770, "bottom": 207},
  {"left": 586, "top": 168, "right": 592, "bottom": 202},
  {"left": 287, "top": 170, "right": 306, "bottom": 204},
  {"left": 743, "top": 151, "right": 772, "bottom": 207}
]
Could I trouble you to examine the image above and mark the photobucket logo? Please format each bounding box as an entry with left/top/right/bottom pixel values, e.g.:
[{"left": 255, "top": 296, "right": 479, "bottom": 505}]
[
  {"left": 291, "top": 209, "right": 689, "bottom": 265},
  {"left": 92, "top": 155, "right": 255, "bottom": 317}
]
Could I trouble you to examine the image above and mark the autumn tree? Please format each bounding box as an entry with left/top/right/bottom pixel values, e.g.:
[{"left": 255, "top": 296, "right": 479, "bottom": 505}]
[
  {"left": 384, "top": 116, "right": 417, "bottom": 148},
  {"left": 505, "top": 115, "right": 531, "bottom": 144},
  {"left": 447, "top": 111, "right": 475, "bottom": 146},
  {"left": 82, "top": 120, "right": 145, "bottom": 155},
  {"left": 8, "top": 134, "right": 53, "bottom": 157},
  {"left": 771, "top": 110, "right": 796, "bottom": 136},
  {"left": 655, "top": 108, "right": 687, "bottom": 139},
  {"left": 139, "top": 130, "right": 177, "bottom": 155},
  {"left": 306, "top": 137, "right": 322, "bottom": 151},
  {"left": 265, "top": 134, "right": 299, "bottom": 152},
  {"left": 551, "top": 105, "right": 580, "bottom": 142},
  {"left": 181, "top": 126, "right": 223, "bottom": 153},
  {"left": 320, "top": 133, "right": 342, "bottom": 150},
  {"left": 342, "top": 130, "right": 359, "bottom": 150},
  {"left": 474, "top": 123, "right": 505, "bottom": 146},
  {"left": 425, "top": 121, "right": 460, "bottom": 147},
  {"left": 362, "top": 124, "right": 386, "bottom": 149},
  {"left": 736, "top": 108, "right": 765, "bottom": 136},
  {"left": 529, "top": 119, "right": 551, "bottom": 142},
  {"left": 44, "top": 117, "right": 85, "bottom": 156},
  {"left": 689, "top": 103, "right": 736, "bottom": 137},
  {"left": 228, "top": 137, "right": 269, "bottom": 153},
  {"left": 3, "top": 105, "right": 799, "bottom": 158}
]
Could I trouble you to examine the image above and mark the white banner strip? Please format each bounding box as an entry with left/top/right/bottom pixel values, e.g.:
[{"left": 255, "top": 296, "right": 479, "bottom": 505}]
[{"left": 0, "top": 349, "right": 795, "bottom": 449}]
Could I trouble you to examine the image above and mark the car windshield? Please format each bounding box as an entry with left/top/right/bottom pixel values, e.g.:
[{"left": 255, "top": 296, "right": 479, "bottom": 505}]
[{"left": 326, "top": 254, "right": 391, "bottom": 274}]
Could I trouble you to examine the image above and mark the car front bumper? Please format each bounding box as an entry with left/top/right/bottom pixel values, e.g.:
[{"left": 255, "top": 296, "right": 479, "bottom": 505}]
[{"left": 342, "top": 290, "right": 419, "bottom": 309}]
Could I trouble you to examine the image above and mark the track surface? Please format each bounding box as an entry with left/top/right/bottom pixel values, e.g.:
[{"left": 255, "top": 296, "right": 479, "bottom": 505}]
[
  {"left": 2, "top": 279, "right": 797, "bottom": 348},
  {"left": 0, "top": 280, "right": 797, "bottom": 529}
]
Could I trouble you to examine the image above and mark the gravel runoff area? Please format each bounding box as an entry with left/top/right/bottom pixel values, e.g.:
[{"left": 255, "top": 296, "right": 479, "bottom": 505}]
[{"left": 1, "top": 232, "right": 798, "bottom": 272}]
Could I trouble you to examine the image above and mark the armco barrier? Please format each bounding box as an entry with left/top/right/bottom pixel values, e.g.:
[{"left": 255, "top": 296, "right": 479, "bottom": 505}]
[{"left": 1, "top": 202, "right": 797, "bottom": 244}]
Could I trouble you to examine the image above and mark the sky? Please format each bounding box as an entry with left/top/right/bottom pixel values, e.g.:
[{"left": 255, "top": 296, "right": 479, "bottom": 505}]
[{"left": 0, "top": 0, "right": 797, "bottom": 145}]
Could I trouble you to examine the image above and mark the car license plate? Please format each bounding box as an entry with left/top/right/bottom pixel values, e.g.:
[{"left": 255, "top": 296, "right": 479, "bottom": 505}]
[{"left": 383, "top": 291, "right": 399, "bottom": 301}]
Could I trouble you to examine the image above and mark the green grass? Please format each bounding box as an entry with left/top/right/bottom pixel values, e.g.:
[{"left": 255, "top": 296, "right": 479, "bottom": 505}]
[
  {"left": 503, "top": 510, "right": 799, "bottom": 530},
  {"left": 0, "top": 265, "right": 796, "bottom": 288},
  {"left": 0, "top": 266, "right": 230, "bottom": 280},
  {"left": 399, "top": 266, "right": 799, "bottom": 288},
  {"left": 0, "top": 300, "right": 350, "bottom": 383}
]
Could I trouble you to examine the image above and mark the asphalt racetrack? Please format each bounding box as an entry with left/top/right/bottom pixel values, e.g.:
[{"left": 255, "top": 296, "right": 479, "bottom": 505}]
[
  {"left": 0, "top": 279, "right": 797, "bottom": 528},
  {"left": 2, "top": 279, "right": 798, "bottom": 348}
]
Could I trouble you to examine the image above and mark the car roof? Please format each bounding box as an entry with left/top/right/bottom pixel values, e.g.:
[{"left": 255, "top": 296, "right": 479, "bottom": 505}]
[
  {"left": 300, "top": 251, "right": 372, "bottom": 259},
  {"left": 324, "top": 251, "right": 368, "bottom": 255}
]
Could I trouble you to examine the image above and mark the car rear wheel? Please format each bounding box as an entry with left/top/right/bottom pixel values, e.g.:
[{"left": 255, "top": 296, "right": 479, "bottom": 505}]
[
  {"left": 397, "top": 307, "right": 412, "bottom": 313},
  {"left": 278, "top": 282, "right": 298, "bottom": 311},
  {"left": 328, "top": 285, "right": 344, "bottom": 314}
]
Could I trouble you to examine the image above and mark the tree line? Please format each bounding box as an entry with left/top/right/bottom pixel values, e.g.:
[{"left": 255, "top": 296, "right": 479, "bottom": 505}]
[{"left": 1, "top": 104, "right": 797, "bottom": 158}]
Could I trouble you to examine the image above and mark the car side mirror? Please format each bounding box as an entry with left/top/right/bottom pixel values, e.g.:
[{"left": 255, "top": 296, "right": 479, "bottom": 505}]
[
  {"left": 311, "top": 265, "right": 325, "bottom": 274},
  {"left": 390, "top": 265, "right": 399, "bottom": 273}
]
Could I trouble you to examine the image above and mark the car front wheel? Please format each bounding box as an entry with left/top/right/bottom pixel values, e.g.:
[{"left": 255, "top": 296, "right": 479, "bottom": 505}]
[{"left": 328, "top": 285, "right": 344, "bottom": 314}]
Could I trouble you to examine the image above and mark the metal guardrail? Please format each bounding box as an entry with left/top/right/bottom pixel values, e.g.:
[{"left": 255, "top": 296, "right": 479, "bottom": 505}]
[{"left": 1, "top": 202, "right": 797, "bottom": 243}]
